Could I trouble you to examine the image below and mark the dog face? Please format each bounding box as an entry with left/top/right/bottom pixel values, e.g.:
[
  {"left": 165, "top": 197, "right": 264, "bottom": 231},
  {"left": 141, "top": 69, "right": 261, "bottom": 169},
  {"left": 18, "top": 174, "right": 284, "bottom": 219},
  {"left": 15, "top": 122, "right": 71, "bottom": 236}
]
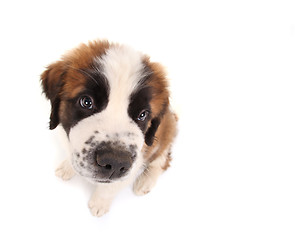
[{"left": 41, "top": 41, "right": 169, "bottom": 184}]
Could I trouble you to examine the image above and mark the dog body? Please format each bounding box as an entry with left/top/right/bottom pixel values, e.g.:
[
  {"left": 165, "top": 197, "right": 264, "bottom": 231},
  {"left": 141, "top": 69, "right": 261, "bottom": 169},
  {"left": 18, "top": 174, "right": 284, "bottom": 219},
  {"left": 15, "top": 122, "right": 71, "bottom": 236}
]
[{"left": 41, "top": 40, "right": 177, "bottom": 216}]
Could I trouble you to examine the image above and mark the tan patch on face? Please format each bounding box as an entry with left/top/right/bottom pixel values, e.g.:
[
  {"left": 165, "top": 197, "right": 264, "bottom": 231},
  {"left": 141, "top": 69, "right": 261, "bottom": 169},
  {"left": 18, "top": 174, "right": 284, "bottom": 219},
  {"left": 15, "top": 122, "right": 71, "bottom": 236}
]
[
  {"left": 41, "top": 40, "right": 112, "bottom": 130},
  {"left": 61, "top": 70, "right": 86, "bottom": 99},
  {"left": 63, "top": 40, "right": 110, "bottom": 69},
  {"left": 42, "top": 40, "right": 111, "bottom": 102},
  {"left": 143, "top": 57, "right": 170, "bottom": 118},
  {"left": 58, "top": 100, "right": 68, "bottom": 124},
  {"left": 60, "top": 40, "right": 111, "bottom": 100}
]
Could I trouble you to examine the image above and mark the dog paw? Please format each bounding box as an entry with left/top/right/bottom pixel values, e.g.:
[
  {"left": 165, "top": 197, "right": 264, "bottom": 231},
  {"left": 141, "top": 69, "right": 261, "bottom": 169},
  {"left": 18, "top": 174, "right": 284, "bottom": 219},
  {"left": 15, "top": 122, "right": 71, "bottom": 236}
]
[
  {"left": 88, "top": 198, "right": 111, "bottom": 217},
  {"left": 55, "top": 160, "right": 75, "bottom": 181},
  {"left": 133, "top": 173, "right": 157, "bottom": 196}
]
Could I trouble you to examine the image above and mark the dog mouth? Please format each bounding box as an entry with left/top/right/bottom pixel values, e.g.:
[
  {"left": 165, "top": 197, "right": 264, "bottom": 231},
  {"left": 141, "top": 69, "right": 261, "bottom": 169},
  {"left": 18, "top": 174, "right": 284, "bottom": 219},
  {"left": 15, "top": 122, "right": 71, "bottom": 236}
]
[{"left": 93, "top": 179, "right": 112, "bottom": 184}]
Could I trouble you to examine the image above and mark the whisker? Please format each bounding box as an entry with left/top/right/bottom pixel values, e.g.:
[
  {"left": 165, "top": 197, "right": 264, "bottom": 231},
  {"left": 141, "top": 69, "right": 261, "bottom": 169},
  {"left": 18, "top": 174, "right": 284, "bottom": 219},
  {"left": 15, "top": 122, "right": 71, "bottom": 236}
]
[
  {"left": 143, "top": 167, "right": 151, "bottom": 177},
  {"left": 143, "top": 170, "right": 149, "bottom": 177}
]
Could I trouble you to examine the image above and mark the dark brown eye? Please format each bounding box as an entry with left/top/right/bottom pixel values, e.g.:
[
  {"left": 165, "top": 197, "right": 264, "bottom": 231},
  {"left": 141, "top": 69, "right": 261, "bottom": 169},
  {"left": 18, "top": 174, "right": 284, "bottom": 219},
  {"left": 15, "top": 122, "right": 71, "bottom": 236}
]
[
  {"left": 79, "top": 96, "right": 93, "bottom": 109},
  {"left": 137, "top": 110, "right": 149, "bottom": 121}
]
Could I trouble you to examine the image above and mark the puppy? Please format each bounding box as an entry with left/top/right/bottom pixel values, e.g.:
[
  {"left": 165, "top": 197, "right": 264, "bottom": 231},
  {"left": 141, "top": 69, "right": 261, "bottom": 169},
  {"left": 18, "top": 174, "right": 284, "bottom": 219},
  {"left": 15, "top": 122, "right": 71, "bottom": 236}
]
[{"left": 41, "top": 40, "right": 177, "bottom": 217}]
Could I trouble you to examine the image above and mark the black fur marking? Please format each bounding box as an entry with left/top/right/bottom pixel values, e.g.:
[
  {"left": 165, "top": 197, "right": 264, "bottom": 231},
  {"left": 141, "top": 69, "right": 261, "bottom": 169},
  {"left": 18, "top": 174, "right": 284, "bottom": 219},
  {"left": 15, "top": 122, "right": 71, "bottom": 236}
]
[
  {"left": 127, "top": 61, "right": 153, "bottom": 133},
  {"left": 61, "top": 67, "right": 109, "bottom": 134},
  {"left": 145, "top": 118, "right": 160, "bottom": 146},
  {"left": 49, "top": 98, "right": 61, "bottom": 130},
  {"left": 128, "top": 86, "right": 152, "bottom": 133},
  {"left": 126, "top": 132, "right": 135, "bottom": 137},
  {"left": 129, "top": 144, "right": 137, "bottom": 159},
  {"left": 85, "top": 136, "right": 95, "bottom": 145}
]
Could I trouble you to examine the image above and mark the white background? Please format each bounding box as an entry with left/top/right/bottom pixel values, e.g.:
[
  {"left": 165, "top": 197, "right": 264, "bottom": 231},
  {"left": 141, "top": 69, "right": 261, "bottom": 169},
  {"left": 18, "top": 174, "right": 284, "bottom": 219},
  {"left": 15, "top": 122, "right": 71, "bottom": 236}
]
[{"left": 0, "top": 0, "right": 294, "bottom": 239}]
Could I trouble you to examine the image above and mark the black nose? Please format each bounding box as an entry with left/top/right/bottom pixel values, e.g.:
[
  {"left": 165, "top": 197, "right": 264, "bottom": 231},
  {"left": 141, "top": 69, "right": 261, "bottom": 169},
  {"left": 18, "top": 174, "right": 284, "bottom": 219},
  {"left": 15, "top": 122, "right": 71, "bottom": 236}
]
[{"left": 95, "top": 148, "right": 133, "bottom": 180}]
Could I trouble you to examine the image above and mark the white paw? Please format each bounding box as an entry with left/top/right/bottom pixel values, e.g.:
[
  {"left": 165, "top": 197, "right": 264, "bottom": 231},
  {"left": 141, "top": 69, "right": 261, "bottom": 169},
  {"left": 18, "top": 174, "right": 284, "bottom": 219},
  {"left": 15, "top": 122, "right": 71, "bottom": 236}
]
[
  {"left": 88, "top": 198, "right": 111, "bottom": 217},
  {"left": 133, "top": 173, "right": 157, "bottom": 196},
  {"left": 55, "top": 160, "right": 75, "bottom": 181}
]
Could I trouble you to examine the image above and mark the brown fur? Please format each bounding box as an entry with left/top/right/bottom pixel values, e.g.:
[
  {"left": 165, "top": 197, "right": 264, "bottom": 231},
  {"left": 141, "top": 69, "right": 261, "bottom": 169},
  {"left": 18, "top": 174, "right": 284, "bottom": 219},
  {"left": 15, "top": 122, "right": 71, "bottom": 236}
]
[
  {"left": 42, "top": 40, "right": 111, "bottom": 101},
  {"left": 41, "top": 40, "right": 177, "bottom": 169},
  {"left": 143, "top": 57, "right": 170, "bottom": 119},
  {"left": 142, "top": 58, "right": 177, "bottom": 168},
  {"left": 143, "top": 109, "right": 178, "bottom": 167}
]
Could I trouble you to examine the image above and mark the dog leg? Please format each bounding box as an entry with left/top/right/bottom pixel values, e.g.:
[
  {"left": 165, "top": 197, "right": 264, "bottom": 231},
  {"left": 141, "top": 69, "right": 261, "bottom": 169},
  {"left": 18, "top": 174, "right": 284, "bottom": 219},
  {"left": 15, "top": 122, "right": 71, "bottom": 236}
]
[
  {"left": 133, "top": 149, "right": 170, "bottom": 196},
  {"left": 55, "top": 159, "right": 76, "bottom": 181},
  {"left": 88, "top": 181, "right": 127, "bottom": 217}
]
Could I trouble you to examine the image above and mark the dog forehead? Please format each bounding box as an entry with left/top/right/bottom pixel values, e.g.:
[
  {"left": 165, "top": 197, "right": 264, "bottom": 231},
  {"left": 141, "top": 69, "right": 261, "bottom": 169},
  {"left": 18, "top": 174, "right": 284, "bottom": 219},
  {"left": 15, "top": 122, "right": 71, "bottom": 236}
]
[
  {"left": 63, "top": 43, "right": 149, "bottom": 100},
  {"left": 95, "top": 44, "right": 148, "bottom": 96},
  {"left": 60, "top": 41, "right": 110, "bottom": 99}
]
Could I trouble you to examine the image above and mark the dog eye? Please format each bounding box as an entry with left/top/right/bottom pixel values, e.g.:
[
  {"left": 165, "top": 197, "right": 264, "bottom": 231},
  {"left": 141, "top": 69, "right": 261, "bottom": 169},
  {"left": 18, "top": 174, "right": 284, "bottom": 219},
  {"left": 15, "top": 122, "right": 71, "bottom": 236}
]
[
  {"left": 79, "top": 96, "right": 93, "bottom": 109},
  {"left": 137, "top": 110, "right": 149, "bottom": 121}
]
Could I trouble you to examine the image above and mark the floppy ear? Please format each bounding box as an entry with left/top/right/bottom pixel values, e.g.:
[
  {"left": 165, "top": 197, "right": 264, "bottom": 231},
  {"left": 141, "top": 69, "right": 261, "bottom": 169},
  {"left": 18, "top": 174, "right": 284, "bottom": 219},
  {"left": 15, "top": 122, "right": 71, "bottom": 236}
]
[
  {"left": 40, "top": 61, "right": 65, "bottom": 130},
  {"left": 145, "top": 117, "right": 160, "bottom": 146}
]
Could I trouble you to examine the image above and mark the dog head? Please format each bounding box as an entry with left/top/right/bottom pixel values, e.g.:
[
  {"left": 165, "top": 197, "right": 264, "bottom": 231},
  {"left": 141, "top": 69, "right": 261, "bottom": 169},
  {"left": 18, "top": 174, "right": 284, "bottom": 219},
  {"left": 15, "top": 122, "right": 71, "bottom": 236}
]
[{"left": 41, "top": 41, "right": 169, "bottom": 183}]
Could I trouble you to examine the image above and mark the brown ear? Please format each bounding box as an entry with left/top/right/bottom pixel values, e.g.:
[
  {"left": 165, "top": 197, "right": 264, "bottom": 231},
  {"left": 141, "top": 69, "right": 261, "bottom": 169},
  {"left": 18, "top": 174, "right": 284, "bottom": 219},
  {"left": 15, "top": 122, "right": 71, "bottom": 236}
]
[{"left": 40, "top": 61, "right": 66, "bottom": 130}]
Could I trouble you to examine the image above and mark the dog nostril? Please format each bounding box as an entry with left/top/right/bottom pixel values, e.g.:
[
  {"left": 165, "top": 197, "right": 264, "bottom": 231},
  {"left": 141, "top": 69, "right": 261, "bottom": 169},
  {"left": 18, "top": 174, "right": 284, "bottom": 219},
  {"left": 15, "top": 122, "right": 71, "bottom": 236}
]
[
  {"left": 105, "top": 164, "right": 112, "bottom": 170},
  {"left": 95, "top": 146, "right": 132, "bottom": 179}
]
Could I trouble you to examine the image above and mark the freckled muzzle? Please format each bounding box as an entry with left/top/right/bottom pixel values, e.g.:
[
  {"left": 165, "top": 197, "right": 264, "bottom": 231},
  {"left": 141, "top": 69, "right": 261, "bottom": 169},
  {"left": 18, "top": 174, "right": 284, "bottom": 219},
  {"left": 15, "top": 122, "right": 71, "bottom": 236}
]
[
  {"left": 72, "top": 133, "right": 138, "bottom": 183},
  {"left": 69, "top": 108, "right": 145, "bottom": 183}
]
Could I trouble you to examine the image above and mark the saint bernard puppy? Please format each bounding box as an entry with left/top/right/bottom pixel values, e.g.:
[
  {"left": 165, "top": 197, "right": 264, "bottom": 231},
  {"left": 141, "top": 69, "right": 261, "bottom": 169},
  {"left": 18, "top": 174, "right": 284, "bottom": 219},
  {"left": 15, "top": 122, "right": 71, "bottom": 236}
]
[{"left": 41, "top": 40, "right": 177, "bottom": 217}]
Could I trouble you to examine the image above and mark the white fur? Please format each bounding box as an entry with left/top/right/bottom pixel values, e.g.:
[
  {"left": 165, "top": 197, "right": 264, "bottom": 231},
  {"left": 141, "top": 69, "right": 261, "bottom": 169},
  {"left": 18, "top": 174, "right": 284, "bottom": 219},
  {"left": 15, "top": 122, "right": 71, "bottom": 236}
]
[
  {"left": 55, "top": 45, "right": 168, "bottom": 217},
  {"left": 88, "top": 174, "right": 135, "bottom": 217},
  {"left": 64, "top": 45, "right": 149, "bottom": 216},
  {"left": 68, "top": 45, "right": 147, "bottom": 183},
  {"left": 55, "top": 159, "right": 75, "bottom": 180},
  {"left": 96, "top": 44, "right": 145, "bottom": 99}
]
